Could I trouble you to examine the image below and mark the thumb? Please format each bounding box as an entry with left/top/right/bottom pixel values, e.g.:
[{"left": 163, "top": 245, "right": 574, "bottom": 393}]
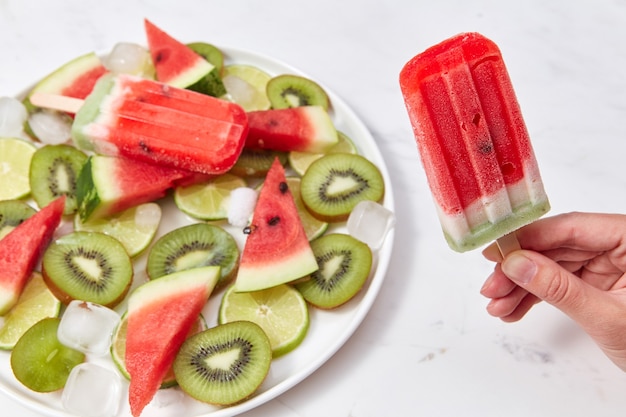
[{"left": 501, "top": 251, "right": 601, "bottom": 325}]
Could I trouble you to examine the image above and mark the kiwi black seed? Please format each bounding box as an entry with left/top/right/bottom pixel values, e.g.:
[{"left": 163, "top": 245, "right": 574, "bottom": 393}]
[
  {"left": 0, "top": 200, "right": 36, "bottom": 239},
  {"left": 300, "top": 153, "right": 385, "bottom": 222},
  {"left": 146, "top": 223, "right": 239, "bottom": 289},
  {"left": 295, "top": 233, "right": 372, "bottom": 309},
  {"left": 266, "top": 74, "right": 330, "bottom": 110},
  {"left": 11, "top": 317, "right": 85, "bottom": 393},
  {"left": 173, "top": 321, "right": 272, "bottom": 406},
  {"left": 29, "top": 144, "right": 88, "bottom": 215},
  {"left": 42, "top": 231, "right": 133, "bottom": 307},
  {"left": 229, "top": 148, "right": 288, "bottom": 178},
  {"left": 186, "top": 42, "right": 227, "bottom": 97}
]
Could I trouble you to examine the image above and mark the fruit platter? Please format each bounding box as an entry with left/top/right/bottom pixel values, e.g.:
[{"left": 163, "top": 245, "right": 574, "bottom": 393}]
[{"left": 0, "top": 20, "right": 395, "bottom": 417}]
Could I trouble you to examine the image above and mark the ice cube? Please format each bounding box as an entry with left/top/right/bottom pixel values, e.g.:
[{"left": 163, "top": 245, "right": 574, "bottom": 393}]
[
  {"left": 141, "top": 388, "right": 187, "bottom": 417},
  {"left": 0, "top": 96, "right": 28, "bottom": 137},
  {"left": 28, "top": 110, "right": 72, "bottom": 144},
  {"left": 57, "top": 300, "right": 121, "bottom": 356},
  {"left": 104, "top": 42, "right": 153, "bottom": 77},
  {"left": 62, "top": 362, "right": 122, "bottom": 417},
  {"left": 347, "top": 200, "right": 395, "bottom": 250},
  {"left": 228, "top": 187, "right": 258, "bottom": 227}
]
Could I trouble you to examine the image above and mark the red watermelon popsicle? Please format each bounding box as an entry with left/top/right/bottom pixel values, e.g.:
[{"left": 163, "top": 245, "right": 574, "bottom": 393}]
[
  {"left": 30, "top": 73, "right": 248, "bottom": 175},
  {"left": 399, "top": 32, "right": 550, "bottom": 253}
]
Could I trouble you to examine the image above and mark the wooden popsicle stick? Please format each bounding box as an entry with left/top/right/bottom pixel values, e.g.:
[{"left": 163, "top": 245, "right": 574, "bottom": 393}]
[
  {"left": 29, "top": 92, "right": 83, "bottom": 114},
  {"left": 496, "top": 232, "right": 521, "bottom": 257}
]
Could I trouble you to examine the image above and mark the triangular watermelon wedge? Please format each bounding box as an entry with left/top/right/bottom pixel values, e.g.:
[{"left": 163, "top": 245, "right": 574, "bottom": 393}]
[
  {"left": 125, "top": 266, "right": 220, "bottom": 417},
  {"left": 0, "top": 196, "right": 65, "bottom": 315},
  {"left": 234, "top": 158, "right": 318, "bottom": 292},
  {"left": 144, "top": 19, "right": 222, "bottom": 95}
]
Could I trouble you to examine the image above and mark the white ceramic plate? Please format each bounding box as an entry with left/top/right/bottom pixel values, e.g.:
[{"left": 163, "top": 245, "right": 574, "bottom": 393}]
[{"left": 0, "top": 46, "right": 395, "bottom": 417}]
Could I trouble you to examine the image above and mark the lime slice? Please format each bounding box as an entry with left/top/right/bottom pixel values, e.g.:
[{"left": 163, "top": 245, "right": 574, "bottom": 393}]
[
  {"left": 218, "top": 284, "right": 309, "bottom": 357},
  {"left": 286, "top": 177, "right": 328, "bottom": 241},
  {"left": 174, "top": 173, "right": 246, "bottom": 221},
  {"left": 288, "top": 131, "right": 357, "bottom": 176},
  {"left": 0, "top": 272, "right": 61, "bottom": 350},
  {"left": 111, "top": 312, "right": 206, "bottom": 387},
  {"left": 0, "top": 137, "right": 37, "bottom": 200},
  {"left": 222, "top": 64, "right": 272, "bottom": 111},
  {"left": 74, "top": 202, "right": 161, "bottom": 257}
]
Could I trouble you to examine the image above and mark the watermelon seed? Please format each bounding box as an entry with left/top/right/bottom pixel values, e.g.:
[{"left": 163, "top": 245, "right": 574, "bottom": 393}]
[
  {"left": 279, "top": 181, "right": 288, "bottom": 194},
  {"left": 267, "top": 216, "right": 280, "bottom": 226}
]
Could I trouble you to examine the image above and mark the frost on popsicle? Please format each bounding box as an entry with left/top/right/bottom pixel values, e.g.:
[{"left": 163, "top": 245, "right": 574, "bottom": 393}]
[{"left": 399, "top": 32, "right": 550, "bottom": 252}]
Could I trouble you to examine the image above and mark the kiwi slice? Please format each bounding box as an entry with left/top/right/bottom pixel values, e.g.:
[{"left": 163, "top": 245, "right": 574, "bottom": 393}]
[
  {"left": 185, "top": 42, "right": 227, "bottom": 97},
  {"left": 42, "top": 231, "right": 133, "bottom": 307},
  {"left": 295, "top": 233, "right": 372, "bottom": 309},
  {"left": 10, "top": 317, "right": 85, "bottom": 392},
  {"left": 29, "top": 144, "right": 88, "bottom": 215},
  {"left": 146, "top": 223, "right": 239, "bottom": 288},
  {"left": 0, "top": 200, "right": 36, "bottom": 240},
  {"left": 187, "top": 42, "right": 224, "bottom": 75},
  {"left": 300, "top": 153, "right": 385, "bottom": 222},
  {"left": 266, "top": 74, "right": 330, "bottom": 110},
  {"left": 229, "top": 148, "right": 288, "bottom": 178},
  {"left": 173, "top": 321, "right": 272, "bottom": 405}
]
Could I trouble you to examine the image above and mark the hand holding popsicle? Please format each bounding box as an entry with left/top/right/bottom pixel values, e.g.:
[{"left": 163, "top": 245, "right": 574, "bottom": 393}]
[{"left": 481, "top": 212, "right": 626, "bottom": 372}]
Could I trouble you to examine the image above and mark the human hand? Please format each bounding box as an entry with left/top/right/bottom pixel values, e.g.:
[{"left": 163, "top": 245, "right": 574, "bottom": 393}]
[{"left": 480, "top": 212, "right": 626, "bottom": 371}]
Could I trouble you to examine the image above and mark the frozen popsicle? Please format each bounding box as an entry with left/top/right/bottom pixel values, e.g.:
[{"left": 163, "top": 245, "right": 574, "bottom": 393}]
[
  {"left": 30, "top": 73, "right": 248, "bottom": 175},
  {"left": 399, "top": 32, "right": 549, "bottom": 253}
]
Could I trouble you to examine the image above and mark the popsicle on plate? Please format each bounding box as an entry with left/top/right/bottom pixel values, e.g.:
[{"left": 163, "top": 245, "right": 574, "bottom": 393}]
[
  {"left": 399, "top": 32, "right": 549, "bottom": 253},
  {"left": 30, "top": 73, "right": 248, "bottom": 175}
]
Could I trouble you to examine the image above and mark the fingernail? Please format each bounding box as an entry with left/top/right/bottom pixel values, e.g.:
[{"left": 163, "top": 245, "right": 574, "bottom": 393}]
[
  {"left": 502, "top": 253, "right": 536, "bottom": 285},
  {"left": 480, "top": 272, "right": 495, "bottom": 294}
]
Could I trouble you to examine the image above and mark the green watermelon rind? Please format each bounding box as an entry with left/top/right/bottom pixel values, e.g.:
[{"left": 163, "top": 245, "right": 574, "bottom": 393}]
[{"left": 27, "top": 52, "right": 104, "bottom": 98}]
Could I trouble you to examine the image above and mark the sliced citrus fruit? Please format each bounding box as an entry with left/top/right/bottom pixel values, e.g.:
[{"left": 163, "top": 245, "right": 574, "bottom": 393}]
[
  {"left": 222, "top": 64, "right": 271, "bottom": 111},
  {"left": 0, "top": 272, "right": 61, "bottom": 350},
  {"left": 288, "top": 130, "right": 357, "bottom": 176},
  {"left": 286, "top": 177, "right": 328, "bottom": 241},
  {"left": 174, "top": 173, "right": 246, "bottom": 221},
  {"left": 73, "top": 202, "right": 161, "bottom": 257},
  {"left": 218, "top": 284, "right": 309, "bottom": 357},
  {"left": 0, "top": 137, "right": 37, "bottom": 200},
  {"left": 111, "top": 312, "right": 206, "bottom": 387}
]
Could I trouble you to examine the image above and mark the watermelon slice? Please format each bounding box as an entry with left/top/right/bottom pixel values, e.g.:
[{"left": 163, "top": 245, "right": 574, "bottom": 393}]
[
  {"left": 245, "top": 105, "right": 339, "bottom": 153},
  {"left": 0, "top": 196, "right": 65, "bottom": 315},
  {"left": 144, "top": 19, "right": 225, "bottom": 97},
  {"left": 234, "top": 158, "right": 318, "bottom": 292},
  {"left": 75, "top": 154, "right": 197, "bottom": 221},
  {"left": 125, "top": 266, "right": 220, "bottom": 417},
  {"left": 26, "top": 52, "right": 107, "bottom": 109}
]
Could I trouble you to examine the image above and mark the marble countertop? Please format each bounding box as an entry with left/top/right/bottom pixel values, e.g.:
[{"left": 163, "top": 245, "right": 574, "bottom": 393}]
[{"left": 1, "top": 0, "right": 625, "bottom": 416}]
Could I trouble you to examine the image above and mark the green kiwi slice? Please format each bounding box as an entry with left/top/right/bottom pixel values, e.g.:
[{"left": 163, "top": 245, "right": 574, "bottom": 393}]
[
  {"left": 173, "top": 320, "right": 272, "bottom": 405},
  {"left": 300, "top": 153, "right": 385, "bottom": 222},
  {"left": 186, "top": 42, "right": 227, "bottom": 97},
  {"left": 295, "top": 233, "right": 372, "bottom": 309},
  {"left": 266, "top": 74, "right": 330, "bottom": 110},
  {"left": 187, "top": 42, "right": 225, "bottom": 75},
  {"left": 146, "top": 223, "right": 239, "bottom": 288},
  {"left": 29, "top": 144, "right": 88, "bottom": 215},
  {"left": 42, "top": 231, "right": 133, "bottom": 307},
  {"left": 0, "top": 200, "right": 36, "bottom": 240},
  {"left": 10, "top": 317, "right": 85, "bottom": 392},
  {"left": 228, "top": 148, "right": 288, "bottom": 178}
]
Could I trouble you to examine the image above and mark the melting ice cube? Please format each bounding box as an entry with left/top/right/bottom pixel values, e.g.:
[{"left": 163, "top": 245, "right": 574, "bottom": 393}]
[
  {"left": 57, "top": 300, "right": 121, "bottom": 356},
  {"left": 62, "top": 362, "right": 122, "bottom": 417},
  {"left": 347, "top": 200, "right": 395, "bottom": 250},
  {"left": 0, "top": 96, "right": 28, "bottom": 137},
  {"left": 228, "top": 187, "right": 258, "bottom": 227},
  {"left": 142, "top": 388, "right": 187, "bottom": 417}
]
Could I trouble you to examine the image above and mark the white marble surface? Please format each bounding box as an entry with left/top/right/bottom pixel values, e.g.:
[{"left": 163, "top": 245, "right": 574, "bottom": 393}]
[{"left": 1, "top": 0, "right": 626, "bottom": 416}]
